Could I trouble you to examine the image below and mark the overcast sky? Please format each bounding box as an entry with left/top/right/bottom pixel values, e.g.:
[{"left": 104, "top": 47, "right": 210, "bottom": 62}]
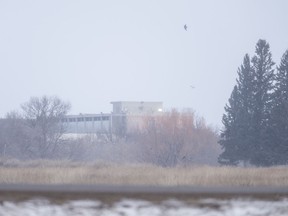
[{"left": 1, "top": 0, "right": 288, "bottom": 127}]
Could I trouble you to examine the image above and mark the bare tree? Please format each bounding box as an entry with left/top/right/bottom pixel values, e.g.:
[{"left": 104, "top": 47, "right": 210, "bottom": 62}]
[
  {"left": 21, "top": 96, "right": 71, "bottom": 159},
  {"left": 0, "top": 111, "right": 30, "bottom": 159},
  {"left": 137, "top": 109, "right": 220, "bottom": 166}
]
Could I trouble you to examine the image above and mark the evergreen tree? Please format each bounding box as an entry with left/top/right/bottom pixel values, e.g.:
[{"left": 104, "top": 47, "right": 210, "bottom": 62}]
[
  {"left": 250, "top": 39, "right": 275, "bottom": 166},
  {"left": 235, "top": 54, "right": 255, "bottom": 165},
  {"left": 218, "top": 54, "right": 254, "bottom": 165},
  {"left": 268, "top": 49, "right": 288, "bottom": 165},
  {"left": 218, "top": 86, "right": 241, "bottom": 165},
  {"left": 219, "top": 40, "right": 276, "bottom": 166}
]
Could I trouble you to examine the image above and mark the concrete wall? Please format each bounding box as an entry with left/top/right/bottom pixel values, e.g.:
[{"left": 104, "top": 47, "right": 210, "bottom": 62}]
[{"left": 111, "top": 101, "right": 163, "bottom": 115}]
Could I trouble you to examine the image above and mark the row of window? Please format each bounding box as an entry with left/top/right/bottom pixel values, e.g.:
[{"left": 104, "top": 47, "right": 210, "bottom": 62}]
[{"left": 61, "top": 116, "right": 110, "bottom": 123}]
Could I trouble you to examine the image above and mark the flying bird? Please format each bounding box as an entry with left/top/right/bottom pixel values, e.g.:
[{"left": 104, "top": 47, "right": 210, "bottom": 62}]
[
  {"left": 184, "top": 24, "right": 188, "bottom": 31},
  {"left": 190, "top": 85, "right": 195, "bottom": 89}
]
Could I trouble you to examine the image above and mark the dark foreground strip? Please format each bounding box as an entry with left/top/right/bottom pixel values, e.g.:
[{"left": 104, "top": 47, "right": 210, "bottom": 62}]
[{"left": 0, "top": 184, "right": 287, "bottom": 202}]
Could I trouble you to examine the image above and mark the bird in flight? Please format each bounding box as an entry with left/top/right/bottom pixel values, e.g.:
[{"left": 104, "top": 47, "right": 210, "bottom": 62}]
[{"left": 184, "top": 24, "right": 188, "bottom": 31}]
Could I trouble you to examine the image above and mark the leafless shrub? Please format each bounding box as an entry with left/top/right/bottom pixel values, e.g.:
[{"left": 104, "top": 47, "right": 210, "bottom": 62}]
[{"left": 133, "top": 109, "right": 220, "bottom": 167}]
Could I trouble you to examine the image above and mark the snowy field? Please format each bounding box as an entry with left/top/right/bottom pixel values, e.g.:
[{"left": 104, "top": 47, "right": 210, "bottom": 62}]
[{"left": 0, "top": 198, "right": 288, "bottom": 216}]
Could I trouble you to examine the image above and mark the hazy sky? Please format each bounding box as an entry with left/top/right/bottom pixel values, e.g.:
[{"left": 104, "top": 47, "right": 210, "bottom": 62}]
[{"left": 1, "top": 0, "right": 288, "bottom": 127}]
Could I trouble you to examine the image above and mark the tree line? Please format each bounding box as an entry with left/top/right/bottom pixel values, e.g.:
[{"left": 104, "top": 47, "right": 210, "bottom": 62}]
[
  {"left": 0, "top": 96, "right": 71, "bottom": 159},
  {"left": 219, "top": 39, "right": 288, "bottom": 166},
  {"left": 0, "top": 96, "right": 220, "bottom": 166}
]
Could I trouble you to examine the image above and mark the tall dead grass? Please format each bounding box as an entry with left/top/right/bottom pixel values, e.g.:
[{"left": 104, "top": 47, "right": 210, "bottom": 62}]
[{"left": 0, "top": 159, "right": 287, "bottom": 186}]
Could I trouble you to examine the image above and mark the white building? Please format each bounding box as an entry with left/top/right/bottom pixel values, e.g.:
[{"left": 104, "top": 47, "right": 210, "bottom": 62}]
[
  {"left": 61, "top": 101, "right": 163, "bottom": 135},
  {"left": 61, "top": 113, "right": 112, "bottom": 134},
  {"left": 111, "top": 101, "right": 163, "bottom": 115}
]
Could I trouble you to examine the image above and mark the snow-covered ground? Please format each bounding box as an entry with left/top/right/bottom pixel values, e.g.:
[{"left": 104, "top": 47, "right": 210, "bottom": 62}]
[{"left": 0, "top": 197, "right": 287, "bottom": 216}]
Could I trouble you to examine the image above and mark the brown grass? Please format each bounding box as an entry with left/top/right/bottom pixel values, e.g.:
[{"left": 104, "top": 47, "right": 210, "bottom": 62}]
[{"left": 0, "top": 160, "right": 288, "bottom": 186}]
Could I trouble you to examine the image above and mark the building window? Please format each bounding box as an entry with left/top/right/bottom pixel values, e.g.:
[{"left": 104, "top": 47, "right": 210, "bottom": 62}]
[
  {"left": 102, "top": 116, "right": 110, "bottom": 121},
  {"left": 77, "top": 117, "right": 84, "bottom": 122},
  {"left": 69, "top": 118, "right": 76, "bottom": 122},
  {"left": 93, "top": 117, "right": 101, "bottom": 121},
  {"left": 85, "top": 117, "right": 92, "bottom": 121}
]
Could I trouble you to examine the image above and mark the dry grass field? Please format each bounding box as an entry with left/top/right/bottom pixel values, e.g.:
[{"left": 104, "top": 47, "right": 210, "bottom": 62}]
[{"left": 0, "top": 159, "right": 288, "bottom": 186}]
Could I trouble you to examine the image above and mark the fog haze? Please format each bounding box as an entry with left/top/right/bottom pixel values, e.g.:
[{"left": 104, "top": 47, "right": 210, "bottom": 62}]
[{"left": 1, "top": 0, "right": 288, "bottom": 127}]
